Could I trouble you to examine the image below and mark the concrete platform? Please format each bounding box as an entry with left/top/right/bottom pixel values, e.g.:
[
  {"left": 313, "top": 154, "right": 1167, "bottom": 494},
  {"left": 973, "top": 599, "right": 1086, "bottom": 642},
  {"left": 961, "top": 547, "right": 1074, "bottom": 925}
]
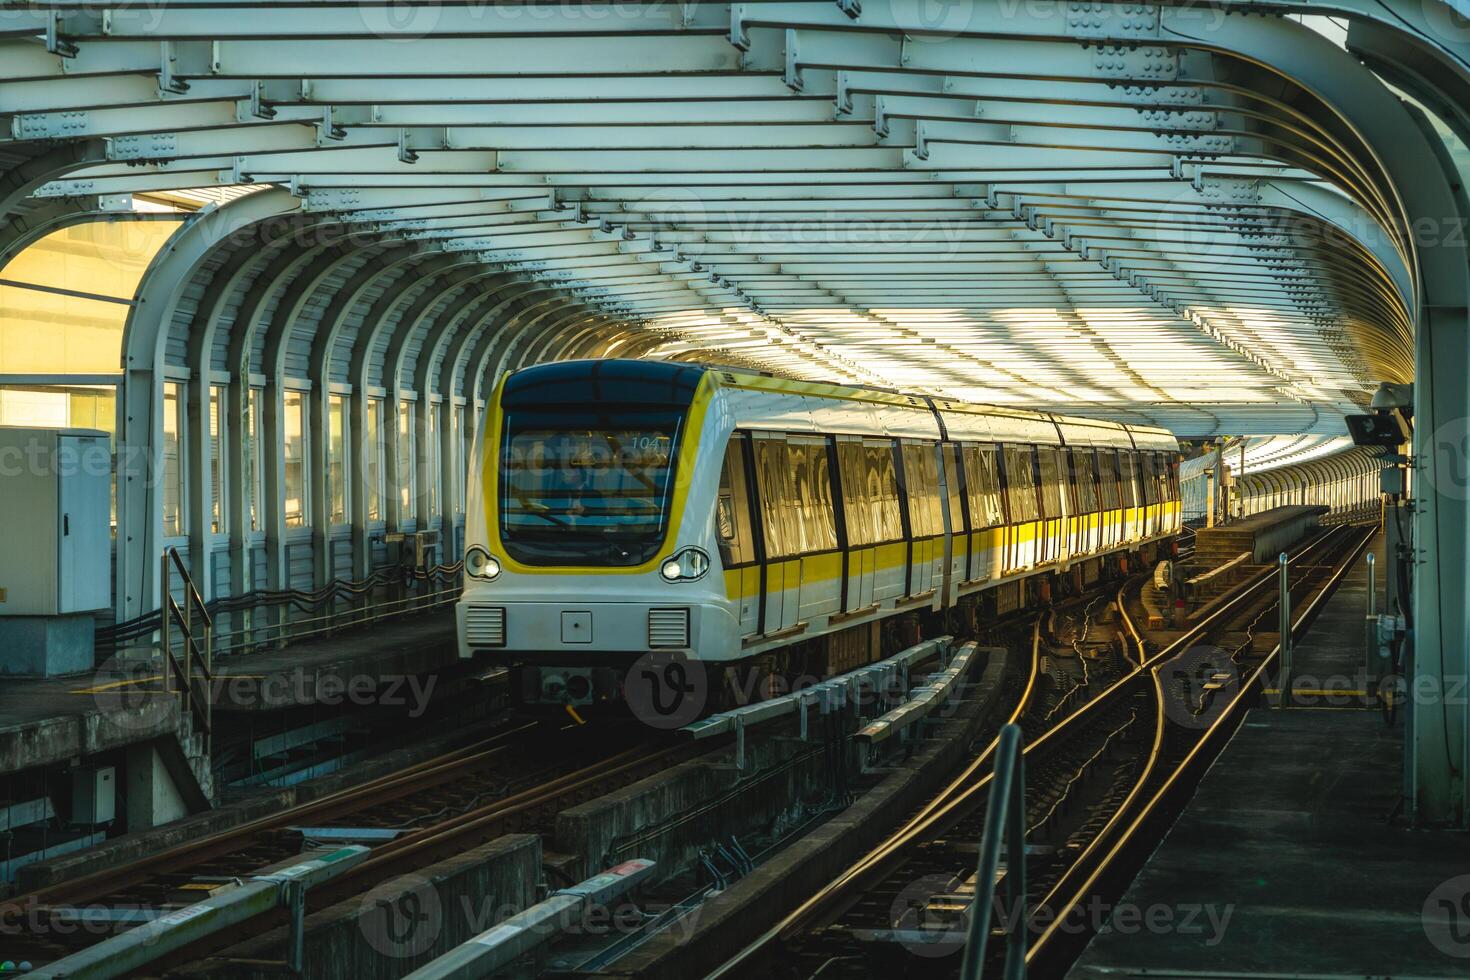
[
  {"left": 1069, "top": 709, "right": 1468, "bottom": 978},
  {"left": 0, "top": 609, "right": 462, "bottom": 776},
  {"left": 212, "top": 608, "right": 462, "bottom": 712},
  {"left": 1285, "top": 532, "right": 1386, "bottom": 703},
  {"left": 1072, "top": 529, "right": 1470, "bottom": 977},
  {"left": 1194, "top": 504, "right": 1328, "bottom": 564},
  {"left": 0, "top": 667, "right": 180, "bottom": 775}
]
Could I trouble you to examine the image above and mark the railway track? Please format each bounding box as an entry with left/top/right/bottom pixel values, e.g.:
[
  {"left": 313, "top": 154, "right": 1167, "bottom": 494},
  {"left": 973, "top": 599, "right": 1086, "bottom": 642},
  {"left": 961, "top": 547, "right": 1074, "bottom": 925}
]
[
  {"left": 1, "top": 717, "right": 691, "bottom": 970},
  {"left": 706, "top": 522, "right": 1373, "bottom": 979}
]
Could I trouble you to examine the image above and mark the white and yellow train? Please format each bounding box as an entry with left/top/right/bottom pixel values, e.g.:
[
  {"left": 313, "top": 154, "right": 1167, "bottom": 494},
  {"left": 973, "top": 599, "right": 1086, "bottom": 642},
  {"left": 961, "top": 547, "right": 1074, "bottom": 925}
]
[{"left": 456, "top": 359, "right": 1181, "bottom": 705}]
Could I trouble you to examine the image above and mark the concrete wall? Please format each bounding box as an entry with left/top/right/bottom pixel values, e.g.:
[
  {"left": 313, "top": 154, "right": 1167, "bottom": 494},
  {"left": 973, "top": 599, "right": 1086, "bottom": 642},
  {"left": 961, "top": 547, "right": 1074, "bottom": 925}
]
[
  {"left": 177, "top": 833, "right": 541, "bottom": 980},
  {"left": 556, "top": 730, "right": 842, "bottom": 883}
]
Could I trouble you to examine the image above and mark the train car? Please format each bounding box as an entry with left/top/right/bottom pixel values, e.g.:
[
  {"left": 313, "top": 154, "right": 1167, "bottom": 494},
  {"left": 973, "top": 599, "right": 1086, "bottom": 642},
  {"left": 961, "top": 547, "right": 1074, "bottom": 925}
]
[{"left": 456, "top": 359, "right": 1180, "bottom": 706}]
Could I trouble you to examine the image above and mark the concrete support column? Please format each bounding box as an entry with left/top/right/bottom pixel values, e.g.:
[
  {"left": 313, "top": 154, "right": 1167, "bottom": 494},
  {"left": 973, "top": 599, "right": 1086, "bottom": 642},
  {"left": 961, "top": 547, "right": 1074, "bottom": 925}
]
[{"left": 124, "top": 742, "right": 189, "bottom": 832}]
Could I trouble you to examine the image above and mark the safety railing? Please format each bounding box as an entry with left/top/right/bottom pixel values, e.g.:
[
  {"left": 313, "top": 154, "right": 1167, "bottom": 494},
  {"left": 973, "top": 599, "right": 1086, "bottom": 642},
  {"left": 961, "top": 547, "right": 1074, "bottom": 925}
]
[
  {"left": 208, "top": 580, "right": 460, "bottom": 656},
  {"left": 103, "top": 560, "right": 463, "bottom": 660},
  {"left": 959, "top": 722, "right": 1028, "bottom": 980},
  {"left": 160, "top": 548, "right": 213, "bottom": 738}
]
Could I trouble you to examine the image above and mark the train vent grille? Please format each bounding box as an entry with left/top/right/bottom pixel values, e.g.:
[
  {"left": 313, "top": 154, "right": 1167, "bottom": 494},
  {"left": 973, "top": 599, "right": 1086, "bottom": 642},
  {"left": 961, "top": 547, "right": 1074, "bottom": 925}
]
[
  {"left": 465, "top": 605, "right": 506, "bottom": 647},
  {"left": 648, "top": 608, "right": 690, "bottom": 649}
]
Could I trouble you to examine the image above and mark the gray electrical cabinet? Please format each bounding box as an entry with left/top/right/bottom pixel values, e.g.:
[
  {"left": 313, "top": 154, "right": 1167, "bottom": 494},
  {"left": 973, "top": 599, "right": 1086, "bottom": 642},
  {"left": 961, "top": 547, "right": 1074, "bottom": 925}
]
[
  {"left": 71, "top": 765, "right": 116, "bottom": 825},
  {"left": 0, "top": 427, "right": 111, "bottom": 616},
  {"left": 0, "top": 427, "right": 112, "bottom": 676}
]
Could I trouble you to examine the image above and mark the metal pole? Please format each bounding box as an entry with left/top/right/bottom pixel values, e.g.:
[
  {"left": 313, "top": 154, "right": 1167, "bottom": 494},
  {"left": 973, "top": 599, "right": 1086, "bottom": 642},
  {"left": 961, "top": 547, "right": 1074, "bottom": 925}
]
[
  {"left": 160, "top": 552, "right": 172, "bottom": 701},
  {"left": 1278, "top": 552, "right": 1292, "bottom": 709},
  {"left": 1365, "top": 551, "right": 1377, "bottom": 683},
  {"left": 1239, "top": 442, "right": 1246, "bottom": 519},
  {"left": 1003, "top": 731, "right": 1028, "bottom": 980},
  {"left": 959, "top": 723, "right": 1023, "bottom": 980}
]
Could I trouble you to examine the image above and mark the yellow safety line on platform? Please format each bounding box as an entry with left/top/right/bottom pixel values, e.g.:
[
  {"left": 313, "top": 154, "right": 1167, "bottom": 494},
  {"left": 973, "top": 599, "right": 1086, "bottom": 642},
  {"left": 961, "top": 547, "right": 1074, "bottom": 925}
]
[
  {"left": 71, "top": 673, "right": 263, "bottom": 694},
  {"left": 70, "top": 675, "right": 163, "bottom": 693}
]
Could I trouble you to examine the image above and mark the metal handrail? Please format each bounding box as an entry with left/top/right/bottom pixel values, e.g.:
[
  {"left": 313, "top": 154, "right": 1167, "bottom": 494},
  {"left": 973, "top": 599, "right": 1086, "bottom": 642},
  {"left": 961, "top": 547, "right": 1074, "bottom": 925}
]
[
  {"left": 207, "top": 583, "right": 459, "bottom": 657},
  {"left": 960, "top": 722, "right": 1028, "bottom": 980},
  {"left": 161, "top": 547, "right": 213, "bottom": 737}
]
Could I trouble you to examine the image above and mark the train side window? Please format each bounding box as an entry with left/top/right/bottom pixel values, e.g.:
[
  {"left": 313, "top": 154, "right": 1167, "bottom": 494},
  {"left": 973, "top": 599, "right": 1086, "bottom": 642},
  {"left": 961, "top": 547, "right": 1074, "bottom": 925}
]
[
  {"left": 755, "top": 437, "right": 794, "bottom": 557},
  {"left": 1164, "top": 453, "right": 1180, "bottom": 500},
  {"left": 789, "top": 437, "right": 838, "bottom": 553},
  {"left": 837, "top": 440, "right": 874, "bottom": 546},
  {"left": 865, "top": 442, "right": 904, "bottom": 542},
  {"left": 902, "top": 442, "right": 942, "bottom": 537},
  {"left": 1141, "top": 452, "right": 1160, "bottom": 505},
  {"left": 1002, "top": 444, "right": 1040, "bottom": 522},
  {"left": 966, "top": 444, "right": 1004, "bottom": 528},
  {"left": 717, "top": 437, "right": 755, "bottom": 566},
  {"left": 1158, "top": 452, "right": 1176, "bottom": 501},
  {"left": 1097, "top": 449, "right": 1121, "bottom": 511},
  {"left": 1037, "top": 447, "right": 1064, "bottom": 520}
]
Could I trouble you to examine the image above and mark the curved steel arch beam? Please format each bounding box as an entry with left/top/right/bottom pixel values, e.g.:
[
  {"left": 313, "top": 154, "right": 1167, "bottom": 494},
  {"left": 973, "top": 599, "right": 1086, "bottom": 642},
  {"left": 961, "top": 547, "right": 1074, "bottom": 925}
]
[
  {"left": 0, "top": 139, "right": 106, "bottom": 222},
  {"left": 448, "top": 281, "right": 576, "bottom": 402},
  {"left": 341, "top": 252, "right": 486, "bottom": 573},
  {"left": 423, "top": 273, "right": 525, "bottom": 535},
  {"left": 433, "top": 274, "right": 523, "bottom": 403},
  {"left": 0, "top": 199, "right": 108, "bottom": 270},
  {"left": 470, "top": 293, "right": 594, "bottom": 406},
  {"left": 116, "top": 187, "right": 301, "bottom": 618},
  {"left": 473, "top": 302, "right": 593, "bottom": 402},
  {"left": 1075, "top": 0, "right": 1470, "bottom": 827},
  {"left": 555, "top": 320, "right": 641, "bottom": 362},
  {"left": 305, "top": 243, "right": 429, "bottom": 583},
  {"left": 184, "top": 211, "right": 328, "bottom": 600},
  {"left": 409, "top": 271, "right": 536, "bottom": 529},
  {"left": 521, "top": 310, "right": 615, "bottom": 366},
  {"left": 371, "top": 263, "right": 501, "bottom": 529},
  {"left": 257, "top": 234, "right": 394, "bottom": 589}
]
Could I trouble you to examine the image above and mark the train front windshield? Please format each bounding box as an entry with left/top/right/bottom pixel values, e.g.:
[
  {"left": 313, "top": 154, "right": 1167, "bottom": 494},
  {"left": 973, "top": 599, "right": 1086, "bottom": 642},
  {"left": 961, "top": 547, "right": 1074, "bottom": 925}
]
[{"left": 499, "top": 412, "right": 683, "bottom": 566}]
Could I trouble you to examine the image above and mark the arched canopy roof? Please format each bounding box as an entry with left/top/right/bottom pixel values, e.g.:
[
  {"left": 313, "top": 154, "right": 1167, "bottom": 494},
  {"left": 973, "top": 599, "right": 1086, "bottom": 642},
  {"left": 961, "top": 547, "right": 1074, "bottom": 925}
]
[{"left": 6, "top": 0, "right": 1465, "bottom": 436}]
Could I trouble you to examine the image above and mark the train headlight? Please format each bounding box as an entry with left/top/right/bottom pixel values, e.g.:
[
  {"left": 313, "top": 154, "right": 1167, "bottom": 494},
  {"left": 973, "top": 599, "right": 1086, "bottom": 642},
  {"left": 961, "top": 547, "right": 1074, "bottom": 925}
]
[
  {"left": 465, "top": 546, "right": 501, "bottom": 581},
  {"left": 660, "top": 547, "right": 710, "bottom": 583}
]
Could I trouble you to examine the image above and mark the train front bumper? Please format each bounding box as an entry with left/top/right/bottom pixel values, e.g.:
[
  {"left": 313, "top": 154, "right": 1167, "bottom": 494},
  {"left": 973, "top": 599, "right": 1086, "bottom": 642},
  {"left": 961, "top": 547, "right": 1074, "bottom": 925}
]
[{"left": 456, "top": 595, "right": 740, "bottom": 704}]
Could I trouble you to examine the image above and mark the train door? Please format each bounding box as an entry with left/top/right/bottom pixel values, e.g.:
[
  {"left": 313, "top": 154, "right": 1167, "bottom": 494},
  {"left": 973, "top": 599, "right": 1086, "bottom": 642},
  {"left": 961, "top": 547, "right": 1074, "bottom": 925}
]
[
  {"left": 788, "top": 436, "right": 840, "bottom": 623},
  {"left": 1037, "top": 447, "right": 1065, "bottom": 566},
  {"left": 1119, "top": 450, "right": 1140, "bottom": 545},
  {"left": 751, "top": 433, "right": 796, "bottom": 633},
  {"left": 717, "top": 435, "right": 761, "bottom": 638},
  {"left": 868, "top": 440, "right": 906, "bottom": 604},
  {"left": 1140, "top": 452, "right": 1160, "bottom": 539},
  {"left": 1001, "top": 444, "right": 1039, "bottom": 574},
  {"left": 964, "top": 444, "right": 1004, "bottom": 585},
  {"left": 941, "top": 443, "right": 964, "bottom": 606},
  {"left": 1063, "top": 449, "right": 1082, "bottom": 562},
  {"left": 836, "top": 439, "right": 878, "bottom": 615},
  {"left": 1097, "top": 449, "right": 1121, "bottom": 552},
  {"left": 901, "top": 442, "right": 941, "bottom": 599},
  {"left": 1074, "top": 449, "right": 1101, "bottom": 557}
]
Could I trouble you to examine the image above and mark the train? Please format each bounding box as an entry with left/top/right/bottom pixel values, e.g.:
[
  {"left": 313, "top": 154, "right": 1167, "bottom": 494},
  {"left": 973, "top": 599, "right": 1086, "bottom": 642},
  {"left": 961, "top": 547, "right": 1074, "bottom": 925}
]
[{"left": 456, "top": 359, "right": 1181, "bottom": 707}]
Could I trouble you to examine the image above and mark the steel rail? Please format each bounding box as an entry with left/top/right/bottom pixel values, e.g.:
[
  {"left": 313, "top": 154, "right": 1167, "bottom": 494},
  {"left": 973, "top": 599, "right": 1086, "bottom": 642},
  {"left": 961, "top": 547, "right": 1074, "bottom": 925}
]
[
  {"left": 2, "top": 718, "right": 545, "bottom": 917},
  {"left": 706, "top": 525, "right": 1353, "bottom": 978},
  {"left": 1024, "top": 523, "right": 1376, "bottom": 970}
]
